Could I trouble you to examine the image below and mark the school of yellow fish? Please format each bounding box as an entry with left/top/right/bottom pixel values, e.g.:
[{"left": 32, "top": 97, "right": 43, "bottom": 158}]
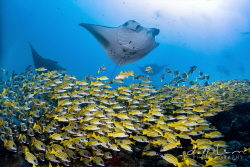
[{"left": 0, "top": 66, "right": 250, "bottom": 167}]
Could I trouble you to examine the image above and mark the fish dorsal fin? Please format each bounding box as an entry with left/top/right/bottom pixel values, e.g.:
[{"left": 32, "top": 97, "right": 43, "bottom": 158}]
[
  {"left": 18, "top": 134, "right": 22, "bottom": 140},
  {"left": 50, "top": 148, "right": 57, "bottom": 154},
  {"left": 92, "top": 132, "right": 97, "bottom": 138},
  {"left": 33, "top": 123, "right": 37, "bottom": 129}
]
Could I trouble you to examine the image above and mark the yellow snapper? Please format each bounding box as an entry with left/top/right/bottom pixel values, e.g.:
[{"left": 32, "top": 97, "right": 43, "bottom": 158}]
[
  {"left": 50, "top": 149, "right": 71, "bottom": 162},
  {"left": 90, "top": 156, "right": 105, "bottom": 166},
  {"left": 35, "top": 67, "right": 47, "bottom": 72},
  {"left": 4, "top": 140, "right": 17, "bottom": 152},
  {"left": 25, "top": 151, "right": 38, "bottom": 166},
  {"left": 31, "top": 137, "right": 46, "bottom": 151},
  {"left": 45, "top": 152, "right": 60, "bottom": 163},
  {"left": 115, "top": 71, "right": 134, "bottom": 79},
  {"left": 49, "top": 133, "right": 64, "bottom": 140},
  {"left": 160, "top": 153, "right": 179, "bottom": 166},
  {"left": 142, "top": 151, "right": 158, "bottom": 156},
  {"left": 80, "top": 157, "right": 93, "bottom": 166},
  {"left": 96, "top": 76, "right": 109, "bottom": 81}
]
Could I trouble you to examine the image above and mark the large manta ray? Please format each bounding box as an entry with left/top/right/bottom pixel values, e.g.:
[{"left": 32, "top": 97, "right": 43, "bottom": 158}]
[
  {"left": 134, "top": 64, "right": 168, "bottom": 76},
  {"left": 79, "top": 20, "right": 160, "bottom": 66},
  {"left": 29, "top": 43, "right": 65, "bottom": 72}
]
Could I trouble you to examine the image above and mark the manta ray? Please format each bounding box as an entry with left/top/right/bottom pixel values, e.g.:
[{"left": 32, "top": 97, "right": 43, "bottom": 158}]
[
  {"left": 134, "top": 64, "right": 168, "bottom": 76},
  {"left": 29, "top": 43, "right": 66, "bottom": 72},
  {"left": 79, "top": 20, "right": 160, "bottom": 66}
]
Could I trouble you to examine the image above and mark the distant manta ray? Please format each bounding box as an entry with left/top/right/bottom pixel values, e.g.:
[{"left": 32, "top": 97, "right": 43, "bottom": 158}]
[
  {"left": 134, "top": 64, "right": 168, "bottom": 76},
  {"left": 240, "top": 31, "right": 249, "bottom": 35},
  {"left": 29, "top": 43, "right": 66, "bottom": 72},
  {"left": 79, "top": 20, "right": 160, "bottom": 66}
]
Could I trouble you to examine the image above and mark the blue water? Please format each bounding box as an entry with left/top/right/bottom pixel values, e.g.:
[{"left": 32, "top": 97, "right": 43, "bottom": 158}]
[{"left": 1, "top": 0, "right": 250, "bottom": 86}]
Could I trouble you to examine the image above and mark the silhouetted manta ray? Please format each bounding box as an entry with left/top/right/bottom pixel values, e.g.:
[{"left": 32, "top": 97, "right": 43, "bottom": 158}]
[
  {"left": 79, "top": 20, "right": 160, "bottom": 66},
  {"left": 29, "top": 43, "right": 65, "bottom": 72},
  {"left": 134, "top": 64, "right": 168, "bottom": 76}
]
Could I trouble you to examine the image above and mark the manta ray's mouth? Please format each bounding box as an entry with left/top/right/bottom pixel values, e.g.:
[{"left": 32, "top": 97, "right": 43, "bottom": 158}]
[{"left": 153, "top": 28, "right": 160, "bottom": 36}]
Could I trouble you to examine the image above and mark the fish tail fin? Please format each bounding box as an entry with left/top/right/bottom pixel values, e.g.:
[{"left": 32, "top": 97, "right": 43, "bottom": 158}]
[
  {"left": 177, "top": 162, "right": 184, "bottom": 167},
  {"left": 176, "top": 140, "right": 181, "bottom": 146},
  {"left": 244, "top": 147, "right": 247, "bottom": 152},
  {"left": 190, "top": 138, "right": 195, "bottom": 144}
]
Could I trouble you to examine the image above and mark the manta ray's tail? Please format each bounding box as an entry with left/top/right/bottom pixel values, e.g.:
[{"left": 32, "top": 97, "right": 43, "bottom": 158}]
[{"left": 110, "top": 66, "right": 118, "bottom": 79}]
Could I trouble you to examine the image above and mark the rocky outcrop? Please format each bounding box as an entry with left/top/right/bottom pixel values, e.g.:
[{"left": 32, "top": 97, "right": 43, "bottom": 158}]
[{"left": 209, "top": 102, "right": 250, "bottom": 167}]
